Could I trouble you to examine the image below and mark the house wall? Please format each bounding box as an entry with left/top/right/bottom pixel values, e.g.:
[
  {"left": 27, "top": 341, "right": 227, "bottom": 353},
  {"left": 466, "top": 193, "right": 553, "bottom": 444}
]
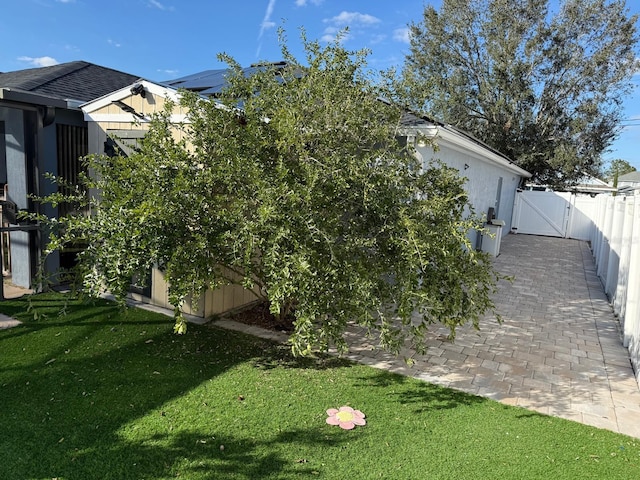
[
  {"left": 85, "top": 91, "right": 257, "bottom": 318},
  {"left": 416, "top": 141, "right": 522, "bottom": 248},
  {"left": 0, "top": 107, "right": 27, "bottom": 209},
  {"left": 0, "top": 103, "right": 91, "bottom": 289},
  {"left": 87, "top": 90, "right": 189, "bottom": 122},
  {"left": 0, "top": 105, "right": 31, "bottom": 287},
  {"left": 128, "top": 267, "right": 260, "bottom": 318},
  {"left": 40, "top": 108, "right": 88, "bottom": 280}
]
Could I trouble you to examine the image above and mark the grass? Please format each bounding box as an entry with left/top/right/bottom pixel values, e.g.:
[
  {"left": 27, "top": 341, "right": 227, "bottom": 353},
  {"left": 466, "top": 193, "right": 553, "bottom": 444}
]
[{"left": 1, "top": 293, "right": 639, "bottom": 480}]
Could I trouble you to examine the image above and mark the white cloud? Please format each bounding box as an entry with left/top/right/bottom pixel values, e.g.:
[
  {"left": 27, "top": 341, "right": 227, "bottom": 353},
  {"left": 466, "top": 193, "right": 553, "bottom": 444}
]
[
  {"left": 321, "top": 11, "right": 380, "bottom": 43},
  {"left": 257, "top": 0, "right": 277, "bottom": 57},
  {"left": 320, "top": 26, "right": 351, "bottom": 44},
  {"left": 259, "top": 0, "right": 277, "bottom": 37},
  {"left": 158, "top": 69, "right": 179, "bottom": 77},
  {"left": 17, "top": 56, "right": 59, "bottom": 67},
  {"left": 107, "top": 39, "right": 122, "bottom": 48},
  {"left": 147, "top": 0, "right": 174, "bottom": 11},
  {"left": 56, "top": 0, "right": 76, "bottom": 3},
  {"left": 295, "top": 0, "right": 323, "bottom": 6},
  {"left": 392, "top": 27, "right": 410, "bottom": 44},
  {"left": 324, "top": 11, "right": 381, "bottom": 27}
]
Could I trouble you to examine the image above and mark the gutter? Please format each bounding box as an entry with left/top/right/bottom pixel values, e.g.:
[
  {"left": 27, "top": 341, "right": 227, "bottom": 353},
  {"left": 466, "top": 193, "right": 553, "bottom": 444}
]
[
  {"left": 0, "top": 87, "right": 67, "bottom": 109},
  {"left": 406, "top": 123, "right": 532, "bottom": 178},
  {"left": 399, "top": 108, "right": 532, "bottom": 178}
]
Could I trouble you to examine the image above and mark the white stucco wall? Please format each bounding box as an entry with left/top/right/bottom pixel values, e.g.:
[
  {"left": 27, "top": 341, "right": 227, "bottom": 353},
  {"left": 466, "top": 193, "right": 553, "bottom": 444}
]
[{"left": 416, "top": 141, "right": 524, "bottom": 248}]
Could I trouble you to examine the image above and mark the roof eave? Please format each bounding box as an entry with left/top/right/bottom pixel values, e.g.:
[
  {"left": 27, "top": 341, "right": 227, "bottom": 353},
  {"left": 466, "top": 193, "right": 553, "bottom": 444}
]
[
  {"left": 0, "top": 87, "right": 67, "bottom": 109},
  {"left": 405, "top": 123, "right": 532, "bottom": 178}
]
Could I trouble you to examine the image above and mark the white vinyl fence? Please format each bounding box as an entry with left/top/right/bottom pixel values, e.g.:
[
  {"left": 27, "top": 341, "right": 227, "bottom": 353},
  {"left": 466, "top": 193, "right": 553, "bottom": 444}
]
[
  {"left": 511, "top": 190, "right": 600, "bottom": 241},
  {"left": 590, "top": 193, "right": 640, "bottom": 382}
]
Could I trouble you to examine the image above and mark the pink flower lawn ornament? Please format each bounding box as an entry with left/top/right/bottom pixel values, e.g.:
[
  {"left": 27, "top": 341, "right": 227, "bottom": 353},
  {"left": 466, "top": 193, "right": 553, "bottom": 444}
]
[{"left": 326, "top": 406, "right": 366, "bottom": 430}]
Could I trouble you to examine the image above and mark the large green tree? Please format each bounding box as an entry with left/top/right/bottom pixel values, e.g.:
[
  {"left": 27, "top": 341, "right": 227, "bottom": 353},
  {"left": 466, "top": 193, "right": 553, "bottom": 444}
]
[
  {"left": 402, "top": 0, "right": 639, "bottom": 187},
  {"left": 38, "top": 34, "right": 500, "bottom": 356}
]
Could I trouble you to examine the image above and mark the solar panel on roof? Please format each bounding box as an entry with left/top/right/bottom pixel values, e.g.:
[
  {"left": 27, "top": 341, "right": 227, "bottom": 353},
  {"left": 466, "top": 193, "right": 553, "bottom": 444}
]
[{"left": 162, "top": 64, "right": 287, "bottom": 95}]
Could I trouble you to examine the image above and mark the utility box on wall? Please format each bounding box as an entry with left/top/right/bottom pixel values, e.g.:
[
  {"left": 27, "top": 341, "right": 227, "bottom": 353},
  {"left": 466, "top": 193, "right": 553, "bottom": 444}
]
[{"left": 481, "top": 219, "right": 505, "bottom": 257}]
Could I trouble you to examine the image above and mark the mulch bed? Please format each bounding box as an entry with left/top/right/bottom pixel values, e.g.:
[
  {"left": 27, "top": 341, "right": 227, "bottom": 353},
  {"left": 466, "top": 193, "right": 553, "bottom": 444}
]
[{"left": 226, "top": 301, "right": 295, "bottom": 333}]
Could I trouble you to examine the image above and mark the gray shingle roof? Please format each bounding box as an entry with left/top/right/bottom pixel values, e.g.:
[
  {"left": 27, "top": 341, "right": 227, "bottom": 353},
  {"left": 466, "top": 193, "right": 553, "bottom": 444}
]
[
  {"left": 0, "top": 61, "right": 141, "bottom": 103},
  {"left": 618, "top": 170, "right": 640, "bottom": 182}
]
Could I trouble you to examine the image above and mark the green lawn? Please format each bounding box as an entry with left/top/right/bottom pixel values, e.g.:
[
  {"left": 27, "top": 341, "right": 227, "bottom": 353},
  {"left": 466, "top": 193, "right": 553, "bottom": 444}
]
[{"left": 1, "top": 293, "right": 639, "bottom": 479}]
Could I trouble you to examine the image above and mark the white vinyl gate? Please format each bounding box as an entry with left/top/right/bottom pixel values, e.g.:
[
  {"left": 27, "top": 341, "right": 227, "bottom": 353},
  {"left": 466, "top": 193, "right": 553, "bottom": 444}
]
[{"left": 511, "top": 190, "right": 599, "bottom": 241}]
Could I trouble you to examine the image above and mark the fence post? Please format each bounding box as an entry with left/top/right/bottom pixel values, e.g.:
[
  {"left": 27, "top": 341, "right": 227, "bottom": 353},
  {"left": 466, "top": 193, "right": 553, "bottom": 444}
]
[
  {"left": 605, "top": 197, "right": 626, "bottom": 300},
  {"left": 592, "top": 195, "right": 607, "bottom": 261},
  {"left": 614, "top": 197, "right": 635, "bottom": 321},
  {"left": 624, "top": 195, "right": 640, "bottom": 353},
  {"left": 597, "top": 197, "right": 615, "bottom": 285}
]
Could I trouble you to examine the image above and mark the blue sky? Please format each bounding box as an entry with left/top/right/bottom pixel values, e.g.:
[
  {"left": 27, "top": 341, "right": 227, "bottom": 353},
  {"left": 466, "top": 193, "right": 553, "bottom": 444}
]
[{"left": 2, "top": 0, "right": 640, "bottom": 171}]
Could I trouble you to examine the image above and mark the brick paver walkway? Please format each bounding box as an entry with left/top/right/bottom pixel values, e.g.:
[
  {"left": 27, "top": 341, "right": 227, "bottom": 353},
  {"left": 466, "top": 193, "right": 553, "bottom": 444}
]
[
  {"left": 339, "top": 235, "right": 640, "bottom": 438},
  {"left": 216, "top": 234, "right": 640, "bottom": 438}
]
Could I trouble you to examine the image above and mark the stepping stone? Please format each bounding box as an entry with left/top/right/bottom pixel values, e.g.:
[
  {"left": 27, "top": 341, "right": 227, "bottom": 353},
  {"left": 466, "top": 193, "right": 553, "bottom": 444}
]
[{"left": 0, "top": 313, "right": 21, "bottom": 329}]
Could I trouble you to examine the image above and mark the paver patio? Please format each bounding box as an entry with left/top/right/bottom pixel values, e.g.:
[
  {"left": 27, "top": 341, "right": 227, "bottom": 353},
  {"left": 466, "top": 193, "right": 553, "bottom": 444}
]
[
  {"left": 216, "top": 234, "right": 640, "bottom": 439},
  {"left": 340, "top": 234, "right": 640, "bottom": 438}
]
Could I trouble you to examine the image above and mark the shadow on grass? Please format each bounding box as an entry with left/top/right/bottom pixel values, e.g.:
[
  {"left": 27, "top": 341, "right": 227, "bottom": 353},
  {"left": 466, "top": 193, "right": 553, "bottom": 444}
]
[
  {"left": 0, "top": 293, "right": 346, "bottom": 480},
  {"left": 0, "top": 294, "right": 169, "bottom": 343},
  {"left": 515, "top": 411, "right": 548, "bottom": 419},
  {"left": 70, "top": 428, "right": 341, "bottom": 479},
  {"left": 251, "top": 343, "right": 353, "bottom": 371},
  {"left": 357, "top": 370, "right": 486, "bottom": 413}
]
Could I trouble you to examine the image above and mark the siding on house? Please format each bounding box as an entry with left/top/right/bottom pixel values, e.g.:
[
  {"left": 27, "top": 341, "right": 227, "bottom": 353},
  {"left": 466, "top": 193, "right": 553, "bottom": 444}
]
[
  {"left": 83, "top": 81, "right": 259, "bottom": 318},
  {"left": 402, "top": 115, "right": 531, "bottom": 248},
  {"left": 618, "top": 171, "right": 640, "bottom": 194},
  {"left": 418, "top": 141, "right": 522, "bottom": 246},
  {"left": 127, "top": 268, "right": 261, "bottom": 318},
  {"left": 0, "top": 61, "right": 141, "bottom": 288}
]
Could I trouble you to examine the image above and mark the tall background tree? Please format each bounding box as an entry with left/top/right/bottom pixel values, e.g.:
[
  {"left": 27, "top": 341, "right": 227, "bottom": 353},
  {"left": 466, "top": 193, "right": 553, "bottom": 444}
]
[
  {"left": 402, "top": 0, "right": 639, "bottom": 187},
  {"left": 37, "top": 33, "right": 501, "bottom": 356},
  {"left": 603, "top": 158, "right": 637, "bottom": 189}
]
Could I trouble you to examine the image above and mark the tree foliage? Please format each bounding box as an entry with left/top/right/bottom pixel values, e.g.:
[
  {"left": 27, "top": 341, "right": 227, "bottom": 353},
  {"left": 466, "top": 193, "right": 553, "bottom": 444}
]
[
  {"left": 401, "top": 0, "right": 639, "bottom": 187},
  {"left": 603, "top": 158, "right": 636, "bottom": 185},
  {"left": 38, "top": 33, "right": 500, "bottom": 356}
]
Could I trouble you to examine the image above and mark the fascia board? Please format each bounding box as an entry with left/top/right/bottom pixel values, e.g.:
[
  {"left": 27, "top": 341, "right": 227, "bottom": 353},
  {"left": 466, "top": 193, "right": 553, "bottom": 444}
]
[
  {"left": 407, "top": 124, "right": 532, "bottom": 178},
  {"left": 81, "top": 80, "right": 181, "bottom": 114},
  {"left": 0, "top": 87, "right": 67, "bottom": 109}
]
